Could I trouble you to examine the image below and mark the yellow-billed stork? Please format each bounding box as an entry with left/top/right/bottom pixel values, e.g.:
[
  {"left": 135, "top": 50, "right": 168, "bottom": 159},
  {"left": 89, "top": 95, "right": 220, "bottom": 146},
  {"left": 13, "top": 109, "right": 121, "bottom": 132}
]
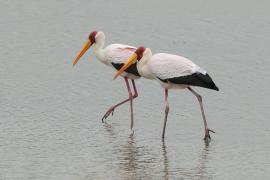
[
  {"left": 73, "top": 31, "right": 142, "bottom": 130},
  {"left": 113, "top": 46, "right": 219, "bottom": 141}
]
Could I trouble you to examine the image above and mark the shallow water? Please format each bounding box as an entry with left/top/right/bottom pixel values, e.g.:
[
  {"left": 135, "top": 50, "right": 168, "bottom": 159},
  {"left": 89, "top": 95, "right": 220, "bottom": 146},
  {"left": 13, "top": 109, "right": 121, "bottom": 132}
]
[{"left": 1, "top": 0, "right": 270, "bottom": 179}]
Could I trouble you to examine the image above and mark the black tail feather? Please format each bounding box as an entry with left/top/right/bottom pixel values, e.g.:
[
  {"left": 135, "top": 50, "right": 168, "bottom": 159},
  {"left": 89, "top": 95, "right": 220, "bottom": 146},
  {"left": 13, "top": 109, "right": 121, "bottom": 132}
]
[
  {"left": 159, "top": 73, "right": 219, "bottom": 91},
  {"left": 195, "top": 73, "right": 219, "bottom": 91}
]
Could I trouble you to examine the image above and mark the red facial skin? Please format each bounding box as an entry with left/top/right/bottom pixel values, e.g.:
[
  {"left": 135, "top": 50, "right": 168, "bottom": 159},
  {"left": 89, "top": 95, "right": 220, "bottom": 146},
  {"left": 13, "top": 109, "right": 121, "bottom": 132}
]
[
  {"left": 135, "top": 46, "right": 146, "bottom": 60},
  {"left": 89, "top": 31, "right": 97, "bottom": 44}
]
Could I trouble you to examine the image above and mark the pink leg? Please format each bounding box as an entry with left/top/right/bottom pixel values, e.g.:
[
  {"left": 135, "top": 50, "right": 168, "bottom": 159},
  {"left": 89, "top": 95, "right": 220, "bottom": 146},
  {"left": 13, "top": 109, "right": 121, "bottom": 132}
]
[
  {"left": 102, "top": 77, "right": 138, "bottom": 130},
  {"left": 129, "top": 80, "right": 138, "bottom": 130},
  {"left": 162, "top": 89, "right": 169, "bottom": 139},
  {"left": 131, "top": 80, "right": 138, "bottom": 98},
  {"left": 187, "top": 87, "right": 215, "bottom": 142},
  {"left": 126, "top": 78, "right": 134, "bottom": 130}
]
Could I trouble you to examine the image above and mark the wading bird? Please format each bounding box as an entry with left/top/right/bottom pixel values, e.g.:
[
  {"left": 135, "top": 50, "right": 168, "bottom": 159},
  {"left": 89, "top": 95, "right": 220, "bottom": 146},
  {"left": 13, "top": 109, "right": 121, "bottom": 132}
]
[
  {"left": 113, "top": 46, "right": 219, "bottom": 141},
  {"left": 73, "top": 31, "right": 142, "bottom": 130}
]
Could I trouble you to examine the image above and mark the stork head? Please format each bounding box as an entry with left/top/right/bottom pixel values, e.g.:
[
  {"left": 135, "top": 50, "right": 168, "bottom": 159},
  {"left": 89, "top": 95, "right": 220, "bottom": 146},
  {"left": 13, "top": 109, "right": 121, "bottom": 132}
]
[
  {"left": 134, "top": 46, "right": 146, "bottom": 61},
  {"left": 72, "top": 30, "right": 101, "bottom": 67},
  {"left": 88, "top": 31, "right": 98, "bottom": 44},
  {"left": 113, "top": 46, "right": 146, "bottom": 80}
]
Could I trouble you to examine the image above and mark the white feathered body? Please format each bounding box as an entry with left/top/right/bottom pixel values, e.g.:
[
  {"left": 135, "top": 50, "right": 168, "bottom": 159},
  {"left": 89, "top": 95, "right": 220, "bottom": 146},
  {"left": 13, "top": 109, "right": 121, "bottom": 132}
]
[
  {"left": 137, "top": 49, "right": 218, "bottom": 91},
  {"left": 93, "top": 33, "right": 141, "bottom": 80}
]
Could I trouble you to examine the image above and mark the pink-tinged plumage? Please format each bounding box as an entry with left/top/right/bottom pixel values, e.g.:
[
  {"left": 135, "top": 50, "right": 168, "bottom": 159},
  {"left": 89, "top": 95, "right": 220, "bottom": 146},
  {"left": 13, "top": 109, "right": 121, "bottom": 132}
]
[
  {"left": 116, "top": 47, "right": 136, "bottom": 52},
  {"left": 149, "top": 53, "right": 207, "bottom": 79},
  {"left": 103, "top": 44, "right": 137, "bottom": 65}
]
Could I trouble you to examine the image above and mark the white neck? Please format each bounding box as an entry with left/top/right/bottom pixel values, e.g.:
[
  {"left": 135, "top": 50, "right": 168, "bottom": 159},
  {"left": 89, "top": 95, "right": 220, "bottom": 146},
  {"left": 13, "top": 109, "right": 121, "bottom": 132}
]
[
  {"left": 137, "top": 48, "right": 154, "bottom": 79},
  {"left": 93, "top": 32, "right": 107, "bottom": 64}
]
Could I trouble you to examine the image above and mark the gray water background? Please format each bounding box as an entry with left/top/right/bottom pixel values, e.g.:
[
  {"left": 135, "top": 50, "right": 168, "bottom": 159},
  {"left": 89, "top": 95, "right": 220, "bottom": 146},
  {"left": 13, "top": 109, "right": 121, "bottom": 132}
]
[{"left": 1, "top": 0, "right": 270, "bottom": 179}]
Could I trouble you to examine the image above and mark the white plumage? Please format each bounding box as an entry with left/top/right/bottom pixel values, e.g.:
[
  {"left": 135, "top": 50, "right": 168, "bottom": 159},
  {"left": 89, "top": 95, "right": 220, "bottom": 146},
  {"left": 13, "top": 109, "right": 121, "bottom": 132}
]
[
  {"left": 149, "top": 53, "right": 207, "bottom": 79},
  {"left": 101, "top": 43, "right": 141, "bottom": 80},
  {"left": 104, "top": 44, "right": 136, "bottom": 64}
]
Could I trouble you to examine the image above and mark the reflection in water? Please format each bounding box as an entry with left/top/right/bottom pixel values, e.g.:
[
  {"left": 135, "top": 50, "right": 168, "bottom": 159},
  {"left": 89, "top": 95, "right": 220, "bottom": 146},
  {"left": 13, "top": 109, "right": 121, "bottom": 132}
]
[
  {"left": 102, "top": 124, "right": 148, "bottom": 179},
  {"left": 194, "top": 143, "right": 213, "bottom": 179},
  {"left": 121, "top": 135, "right": 139, "bottom": 177},
  {"left": 102, "top": 124, "right": 213, "bottom": 179},
  {"left": 117, "top": 135, "right": 153, "bottom": 180},
  {"left": 196, "top": 142, "right": 212, "bottom": 180},
  {"left": 161, "top": 140, "right": 213, "bottom": 180},
  {"left": 162, "top": 140, "right": 169, "bottom": 180},
  {"left": 103, "top": 122, "right": 117, "bottom": 138}
]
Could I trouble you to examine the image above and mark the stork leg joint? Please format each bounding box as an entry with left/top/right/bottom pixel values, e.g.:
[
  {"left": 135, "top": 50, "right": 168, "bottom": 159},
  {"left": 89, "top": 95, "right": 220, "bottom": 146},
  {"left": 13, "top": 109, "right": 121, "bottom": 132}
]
[
  {"left": 133, "top": 92, "right": 138, "bottom": 98},
  {"left": 165, "top": 105, "right": 169, "bottom": 114}
]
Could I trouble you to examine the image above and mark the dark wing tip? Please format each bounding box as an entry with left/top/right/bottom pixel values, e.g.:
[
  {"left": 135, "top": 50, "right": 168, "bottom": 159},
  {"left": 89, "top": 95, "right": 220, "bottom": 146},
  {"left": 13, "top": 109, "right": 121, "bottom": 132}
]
[
  {"left": 210, "top": 82, "right": 219, "bottom": 91},
  {"left": 213, "top": 84, "right": 219, "bottom": 91},
  {"left": 197, "top": 73, "right": 219, "bottom": 91}
]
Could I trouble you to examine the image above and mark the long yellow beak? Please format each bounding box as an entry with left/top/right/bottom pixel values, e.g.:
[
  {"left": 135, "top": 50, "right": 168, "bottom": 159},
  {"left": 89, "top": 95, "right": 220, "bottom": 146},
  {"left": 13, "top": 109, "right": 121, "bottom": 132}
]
[
  {"left": 72, "top": 40, "right": 92, "bottom": 67},
  {"left": 113, "top": 53, "right": 138, "bottom": 80}
]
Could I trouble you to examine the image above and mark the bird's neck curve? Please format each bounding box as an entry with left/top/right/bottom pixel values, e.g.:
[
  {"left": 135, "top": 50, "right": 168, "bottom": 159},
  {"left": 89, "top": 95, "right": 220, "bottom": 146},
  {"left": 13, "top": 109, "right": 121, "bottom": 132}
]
[
  {"left": 137, "top": 49, "right": 154, "bottom": 79},
  {"left": 93, "top": 33, "right": 106, "bottom": 63}
]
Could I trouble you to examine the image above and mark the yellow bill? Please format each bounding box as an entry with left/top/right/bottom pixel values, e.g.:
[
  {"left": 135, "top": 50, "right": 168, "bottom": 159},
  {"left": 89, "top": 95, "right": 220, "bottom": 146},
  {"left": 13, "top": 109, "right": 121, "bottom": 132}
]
[
  {"left": 113, "top": 53, "right": 138, "bottom": 80},
  {"left": 72, "top": 40, "right": 92, "bottom": 67}
]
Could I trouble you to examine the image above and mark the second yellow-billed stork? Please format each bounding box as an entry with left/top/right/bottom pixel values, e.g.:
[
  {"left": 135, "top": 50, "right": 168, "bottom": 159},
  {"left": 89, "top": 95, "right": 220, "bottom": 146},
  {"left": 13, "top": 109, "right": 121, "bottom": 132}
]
[{"left": 113, "top": 46, "right": 219, "bottom": 142}]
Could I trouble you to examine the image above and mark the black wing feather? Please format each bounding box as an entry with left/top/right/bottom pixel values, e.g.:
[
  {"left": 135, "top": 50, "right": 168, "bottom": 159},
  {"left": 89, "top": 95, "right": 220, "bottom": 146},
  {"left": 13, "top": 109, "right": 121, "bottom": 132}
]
[
  {"left": 159, "top": 73, "right": 219, "bottom": 91},
  {"left": 111, "top": 62, "right": 141, "bottom": 77}
]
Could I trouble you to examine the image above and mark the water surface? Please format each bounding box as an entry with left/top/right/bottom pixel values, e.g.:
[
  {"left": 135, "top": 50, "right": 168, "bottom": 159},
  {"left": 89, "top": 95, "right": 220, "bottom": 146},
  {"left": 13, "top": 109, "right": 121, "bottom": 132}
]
[{"left": 1, "top": 0, "right": 270, "bottom": 179}]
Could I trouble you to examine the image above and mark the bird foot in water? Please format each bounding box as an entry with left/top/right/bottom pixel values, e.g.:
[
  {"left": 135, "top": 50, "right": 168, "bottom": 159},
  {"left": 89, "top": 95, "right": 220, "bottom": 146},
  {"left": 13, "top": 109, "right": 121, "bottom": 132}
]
[
  {"left": 203, "top": 129, "right": 215, "bottom": 142},
  {"left": 129, "top": 129, "right": 135, "bottom": 137},
  {"left": 101, "top": 107, "right": 115, "bottom": 122}
]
